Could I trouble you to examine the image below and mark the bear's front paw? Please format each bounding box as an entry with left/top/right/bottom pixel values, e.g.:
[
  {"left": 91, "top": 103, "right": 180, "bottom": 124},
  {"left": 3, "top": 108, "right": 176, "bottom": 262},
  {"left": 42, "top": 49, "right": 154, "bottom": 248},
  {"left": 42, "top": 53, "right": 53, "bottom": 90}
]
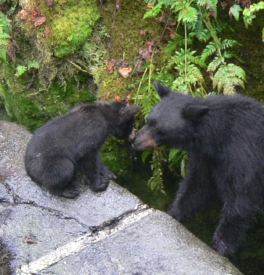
[
  {"left": 50, "top": 185, "right": 79, "bottom": 199},
  {"left": 100, "top": 166, "right": 116, "bottom": 180},
  {"left": 167, "top": 207, "right": 185, "bottom": 221},
  {"left": 62, "top": 188, "right": 80, "bottom": 199},
  {"left": 212, "top": 235, "right": 235, "bottom": 256},
  {"left": 91, "top": 176, "right": 109, "bottom": 192}
]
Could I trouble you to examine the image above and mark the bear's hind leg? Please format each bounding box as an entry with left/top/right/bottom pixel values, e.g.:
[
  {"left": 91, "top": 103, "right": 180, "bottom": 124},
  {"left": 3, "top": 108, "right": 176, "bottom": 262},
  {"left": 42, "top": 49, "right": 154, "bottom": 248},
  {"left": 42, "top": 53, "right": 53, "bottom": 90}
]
[{"left": 40, "top": 157, "right": 79, "bottom": 199}]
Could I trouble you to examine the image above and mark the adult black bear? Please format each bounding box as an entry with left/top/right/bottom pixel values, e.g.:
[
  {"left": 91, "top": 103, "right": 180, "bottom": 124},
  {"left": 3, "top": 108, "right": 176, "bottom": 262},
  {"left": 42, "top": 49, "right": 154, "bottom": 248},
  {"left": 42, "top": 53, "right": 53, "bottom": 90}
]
[
  {"left": 133, "top": 80, "right": 264, "bottom": 256},
  {"left": 25, "top": 101, "right": 140, "bottom": 199}
]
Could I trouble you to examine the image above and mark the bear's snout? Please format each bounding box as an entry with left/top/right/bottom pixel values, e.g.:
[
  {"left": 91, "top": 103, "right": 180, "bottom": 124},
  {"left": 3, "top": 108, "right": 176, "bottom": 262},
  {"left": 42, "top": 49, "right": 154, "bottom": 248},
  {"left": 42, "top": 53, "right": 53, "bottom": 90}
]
[{"left": 132, "top": 127, "right": 158, "bottom": 151}]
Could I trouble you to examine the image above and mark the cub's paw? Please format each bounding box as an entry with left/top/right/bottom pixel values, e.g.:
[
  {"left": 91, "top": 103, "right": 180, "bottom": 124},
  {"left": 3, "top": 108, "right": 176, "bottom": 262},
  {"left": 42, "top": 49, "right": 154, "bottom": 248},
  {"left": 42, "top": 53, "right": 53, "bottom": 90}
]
[
  {"left": 50, "top": 186, "right": 79, "bottom": 199},
  {"left": 100, "top": 166, "right": 116, "bottom": 180},
  {"left": 91, "top": 176, "right": 110, "bottom": 192},
  {"left": 62, "top": 188, "right": 80, "bottom": 199}
]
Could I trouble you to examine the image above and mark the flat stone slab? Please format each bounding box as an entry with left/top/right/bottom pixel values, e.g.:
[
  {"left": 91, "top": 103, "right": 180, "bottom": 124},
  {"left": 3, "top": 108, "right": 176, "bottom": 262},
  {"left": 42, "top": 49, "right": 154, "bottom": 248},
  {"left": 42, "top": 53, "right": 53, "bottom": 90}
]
[{"left": 0, "top": 121, "right": 243, "bottom": 275}]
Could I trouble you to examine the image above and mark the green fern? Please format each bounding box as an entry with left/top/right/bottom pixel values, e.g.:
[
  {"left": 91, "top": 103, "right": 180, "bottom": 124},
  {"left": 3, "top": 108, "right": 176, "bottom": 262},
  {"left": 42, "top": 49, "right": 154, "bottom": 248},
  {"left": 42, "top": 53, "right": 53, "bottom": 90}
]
[
  {"left": 212, "top": 63, "right": 246, "bottom": 95},
  {"left": 178, "top": 6, "right": 198, "bottom": 24},
  {"left": 15, "top": 65, "right": 27, "bottom": 77},
  {"left": 220, "top": 39, "right": 241, "bottom": 50},
  {"left": 27, "top": 60, "right": 40, "bottom": 70},
  {"left": 195, "top": 13, "right": 211, "bottom": 42},
  {"left": 15, "top": 60, "right": 39, "bottom": 77},
  {"left": 201, "top": 42, "right": 218, "bottom": 62},
  {"left": 169, "top": 49, "right": 206, "bottom": 93},
  {"left": 170, "top": 49, "right": 206, "bottom": 69},
  {"left": 243, "top": 1, "right": 264, "bottom": 26},
  {"left": 144, "top": 2, "right": 163, "bottom": 19},
  {"left": 148, "top": 147, "right": 165, "bottom": 194},
  {"left": 207, "top": 56, "right": 225, "bottom": 72},
  {"left": 197, "top": 0, "right": 218, "bottom": 14}
]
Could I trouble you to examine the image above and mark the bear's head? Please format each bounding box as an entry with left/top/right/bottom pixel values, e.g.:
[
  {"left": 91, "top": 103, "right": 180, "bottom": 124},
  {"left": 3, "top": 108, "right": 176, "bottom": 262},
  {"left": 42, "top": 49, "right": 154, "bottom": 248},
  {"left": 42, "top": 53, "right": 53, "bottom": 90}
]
[
  {"left": 105, "top": 102, "right": 141, "bottom": 141},
  {"left": 132, "top": 81, "right": 209, "bottom": 151}
]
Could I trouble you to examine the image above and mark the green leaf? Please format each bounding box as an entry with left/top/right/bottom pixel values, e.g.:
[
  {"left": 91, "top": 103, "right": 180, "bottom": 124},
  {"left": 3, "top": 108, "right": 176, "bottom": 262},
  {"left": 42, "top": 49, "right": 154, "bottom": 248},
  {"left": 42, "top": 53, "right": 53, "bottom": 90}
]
[
  {"left": 198, "top": 0, "right": 218, "bottom": 15},
  {"left": 15, "top": 65, "right": 27, "bottom": 77},
  {"left": 229, "top": 4, "right": 243, "bottom": 21},
  {"left": 212, "top": 63, "right": 246, "bottom": 94},
  {"left": 178, "top": 6, "right": 198, "bottom": 23},
  {"left": 220, "top": 39, "right": 241, "bottom": 50},
  {"left": 144, "top": 2, "right": 163, "bottom": 19},
  {"left": 28, "top": 60, "right": 40, "bottom": 70},
  {"left": 200, "top": 42, "right": 217, "bottom": 62},
  {"left": 207, "top": 56, "right": 225, "bottom": 72}
]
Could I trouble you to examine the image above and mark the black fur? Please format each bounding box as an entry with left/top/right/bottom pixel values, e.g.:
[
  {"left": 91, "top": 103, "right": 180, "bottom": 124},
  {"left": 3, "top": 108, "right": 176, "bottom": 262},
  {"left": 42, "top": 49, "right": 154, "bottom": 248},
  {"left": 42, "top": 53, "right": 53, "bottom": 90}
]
[
  {"left": 25, "top": 101, "right": 140, "bottom": 199},
  {"left": 133, "top": 81, "right": 264, "bottom": 255}
]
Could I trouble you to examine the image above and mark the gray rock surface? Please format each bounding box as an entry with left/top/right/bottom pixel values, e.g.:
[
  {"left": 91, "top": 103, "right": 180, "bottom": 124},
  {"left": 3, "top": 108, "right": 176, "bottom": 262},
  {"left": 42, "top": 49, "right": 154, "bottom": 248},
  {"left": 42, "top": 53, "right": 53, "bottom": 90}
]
[{"left": 0, "top": 120, "right": 243, "bottom": 275}]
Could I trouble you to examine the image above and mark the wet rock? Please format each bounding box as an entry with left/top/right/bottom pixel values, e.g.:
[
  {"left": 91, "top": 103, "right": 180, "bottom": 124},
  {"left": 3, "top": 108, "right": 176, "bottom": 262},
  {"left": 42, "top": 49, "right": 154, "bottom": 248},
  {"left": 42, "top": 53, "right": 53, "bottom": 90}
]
[{"left": 0, "top": 121, "right": 243, "bottom": 275}]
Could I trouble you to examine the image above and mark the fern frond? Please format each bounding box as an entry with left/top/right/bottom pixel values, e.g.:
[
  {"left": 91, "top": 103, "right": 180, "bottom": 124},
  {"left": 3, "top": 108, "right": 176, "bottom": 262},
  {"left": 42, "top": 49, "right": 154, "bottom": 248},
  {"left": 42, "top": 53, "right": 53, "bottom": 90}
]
[
  {"left": 144, "top": 2, "right": 163, "bottom": 19},
  {"left": 28, "top": 60, "right": 40, "bottom": 69},
  {"left": 197, "top": 0, "right": 218, "bottom": 14},
  {"left": 201, "top": 42, "right": 217, "bottom": 62},
  {"left": 171, "top": 1, "right": 185, "bottom": 13},
  {"left": 207, "top": 56, "right": 225, "bottom": 72},
  {"left": 170, "top": 49, "right": 206, "bottom": 68},
  {"left": 212, "top": 63, "right": 246, "bottom": 94},
  {"left": 0, "top": 48, "right": 6, "bottom": 60},
  {"left": 220, "top": 39, "right": 241, "bottom": 50},
  {"left": 189, "top": 53, "right": 207, "bottom": 68},
  {"left": 179, "top": 6, "right": 198, "bottom": 24},
  {"left": 195, "top": 13, "right": 211, "bottom": 42},
  {"left": 15, "top": 65, "right": 27, "bottom": 77},
  {"left": 165, "top": 34, "right": 185, "bottom": 53},
  {"left": 148, "top": 147, "right": 165, "bottom": 194},
  {"left": 187, "top": 64, "right": 204, "bottom": 82},
  {"left": 223, "top": 50, "right": 244, "bottom": 62},
  {"left": 172, "top": 76, "right": 189, "bottom": 92},
  {"left": 0, "top": 32, "right": 10, "bottom": 41},
  {"left": 142, "top": 148, "right": 153, "bottom": 163}
]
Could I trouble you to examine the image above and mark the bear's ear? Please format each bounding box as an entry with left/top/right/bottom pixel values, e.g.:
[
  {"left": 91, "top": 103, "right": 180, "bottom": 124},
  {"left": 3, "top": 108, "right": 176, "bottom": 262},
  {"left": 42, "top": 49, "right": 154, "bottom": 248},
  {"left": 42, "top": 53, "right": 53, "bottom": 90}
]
[
  {"left": 182, "top": 105, "right": 209, "bottom": 119},
  {"left": 153, "top": 80, "right": 172, "bottom": 98},
  {"left": 120, "top": 105, "right": 141, "bottom": 119}
]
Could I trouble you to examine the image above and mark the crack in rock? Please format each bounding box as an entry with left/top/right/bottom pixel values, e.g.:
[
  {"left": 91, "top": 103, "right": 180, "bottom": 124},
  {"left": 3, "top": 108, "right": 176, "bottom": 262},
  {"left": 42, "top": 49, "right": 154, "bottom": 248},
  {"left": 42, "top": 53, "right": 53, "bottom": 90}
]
[
  {"left": 16, "top": 204, "right": 153, "bottom": 275},
  {"left": 1, "top": 199, "right": 90, "bottom": 229}
]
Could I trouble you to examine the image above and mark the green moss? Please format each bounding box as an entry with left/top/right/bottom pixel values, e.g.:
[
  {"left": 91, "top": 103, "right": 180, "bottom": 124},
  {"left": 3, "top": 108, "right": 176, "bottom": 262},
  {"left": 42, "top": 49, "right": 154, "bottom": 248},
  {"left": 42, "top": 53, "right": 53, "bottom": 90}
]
[
  {"left": 49, "top": 0, "right": 99, "bottom": 57},
  {"left": 0, "top": 60, "right": 96, "bottom": 131},
  {"left": 96, "top": 0, "right": 165, "bottom": 99}
]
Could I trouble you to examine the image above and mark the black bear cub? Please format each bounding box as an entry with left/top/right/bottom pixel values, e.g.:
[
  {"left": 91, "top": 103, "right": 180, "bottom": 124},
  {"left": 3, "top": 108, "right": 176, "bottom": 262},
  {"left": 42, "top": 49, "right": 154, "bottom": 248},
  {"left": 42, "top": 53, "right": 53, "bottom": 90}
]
[
  {"left": 25, "top": 101, "right": 140, "bottom": 199},
  {"left": 133, "top": 80, "right": 264, "bottom": 256}
]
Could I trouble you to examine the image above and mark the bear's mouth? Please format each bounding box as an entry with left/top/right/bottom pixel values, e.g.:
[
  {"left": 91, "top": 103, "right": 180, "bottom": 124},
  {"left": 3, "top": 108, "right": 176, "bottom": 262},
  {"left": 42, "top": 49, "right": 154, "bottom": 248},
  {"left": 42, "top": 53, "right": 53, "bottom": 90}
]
[{"left": 132, "top": 138, "right": 159, "bottom": 151}]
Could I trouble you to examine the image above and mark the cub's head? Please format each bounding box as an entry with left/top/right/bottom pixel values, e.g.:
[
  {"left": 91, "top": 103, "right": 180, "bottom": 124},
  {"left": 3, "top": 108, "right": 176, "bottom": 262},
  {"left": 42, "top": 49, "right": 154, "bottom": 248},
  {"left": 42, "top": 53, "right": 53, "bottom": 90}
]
[
  {"left": 132, "top": 81, "right": 209, "bottom": 151},
  {"left": 108, "top": 102, "right": 141, "bottom": 141}
]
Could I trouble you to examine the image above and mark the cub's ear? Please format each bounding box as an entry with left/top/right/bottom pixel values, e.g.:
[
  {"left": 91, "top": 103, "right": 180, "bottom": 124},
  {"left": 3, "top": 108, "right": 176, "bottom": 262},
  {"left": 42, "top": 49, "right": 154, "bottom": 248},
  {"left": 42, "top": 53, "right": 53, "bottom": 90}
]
[
  {"left": 153, "top": 80, "right": 172, "bottom": 98},
  {"left": 120, "top": 105, "right": 141, "bottom": 119},
  {"left": 182, "top": 105, "right": 209, "bottom": 119}
]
